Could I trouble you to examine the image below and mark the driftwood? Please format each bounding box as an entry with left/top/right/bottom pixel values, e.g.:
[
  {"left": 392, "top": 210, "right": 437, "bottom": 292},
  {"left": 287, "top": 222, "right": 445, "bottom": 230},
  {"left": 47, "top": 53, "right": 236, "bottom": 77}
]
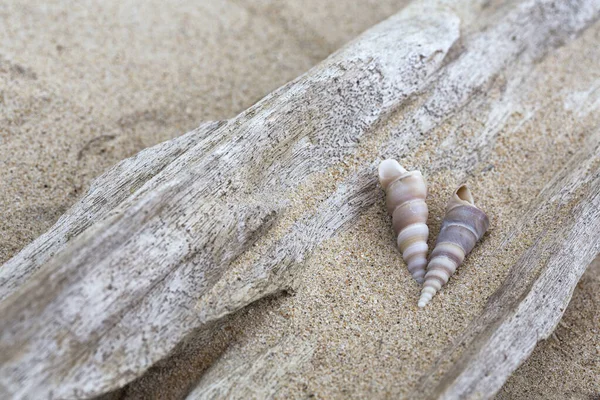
[
  {"left": 1, "top": 0, "right": 599, "bottom": 399},
  {"left": 417, "top": 139, "right": 600, "bottom": 399}
]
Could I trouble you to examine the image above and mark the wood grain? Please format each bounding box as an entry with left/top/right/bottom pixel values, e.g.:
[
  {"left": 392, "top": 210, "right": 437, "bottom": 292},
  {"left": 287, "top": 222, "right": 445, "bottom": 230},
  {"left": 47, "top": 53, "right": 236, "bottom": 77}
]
[{"left": 1, "top": 0, "right": 599, "bottom": 398}]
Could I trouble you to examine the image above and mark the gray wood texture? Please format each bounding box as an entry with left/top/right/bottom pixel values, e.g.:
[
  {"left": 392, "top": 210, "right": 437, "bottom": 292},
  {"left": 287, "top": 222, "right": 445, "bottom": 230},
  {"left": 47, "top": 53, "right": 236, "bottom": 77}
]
[{"left": 1, "top": 0, "right": 599, "bottom": 398}]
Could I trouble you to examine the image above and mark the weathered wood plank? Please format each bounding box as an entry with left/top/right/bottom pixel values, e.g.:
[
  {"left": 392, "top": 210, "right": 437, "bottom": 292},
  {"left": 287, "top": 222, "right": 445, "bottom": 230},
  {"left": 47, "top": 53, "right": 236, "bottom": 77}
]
[
  {"left": 185, "top": 5, "right": 600, "bottom": 393},
  {"left": 0, "top": 120, "right": 226, "bottom": 302},
  {"left": 1, "top": 0, "right": 599, "bottom": 399},
  {"left": 0, "top": 1, "right": 461, "bottom": 398},
  {"left": 195, "top": 0, "right": 600, "bottom": 325},
  {"left": 189, "top": 335, "right": 315, "bottom": 399}
]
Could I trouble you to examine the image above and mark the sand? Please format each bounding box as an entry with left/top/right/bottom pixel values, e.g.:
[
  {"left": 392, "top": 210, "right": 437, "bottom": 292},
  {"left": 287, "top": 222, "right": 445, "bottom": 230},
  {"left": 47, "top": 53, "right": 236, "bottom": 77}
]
[
  {"left": 0, "top": 0, "right": 407, "bottom": 264},
  {"left": 1, "top": 1, "right": 598, "bottom": 399}
]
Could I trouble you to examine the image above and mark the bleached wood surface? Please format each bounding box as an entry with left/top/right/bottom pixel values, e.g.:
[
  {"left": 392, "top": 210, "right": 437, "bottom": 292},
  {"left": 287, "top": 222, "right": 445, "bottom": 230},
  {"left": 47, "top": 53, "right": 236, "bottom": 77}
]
[
  {"left": 0, "top": 120, "right": 226, "bottom": 302},
  {"left": 1, "top": 0, "right": 599, "bottom": 399},
  {"left": 0, "top": 2, "right": 459, "bottom": 398}
]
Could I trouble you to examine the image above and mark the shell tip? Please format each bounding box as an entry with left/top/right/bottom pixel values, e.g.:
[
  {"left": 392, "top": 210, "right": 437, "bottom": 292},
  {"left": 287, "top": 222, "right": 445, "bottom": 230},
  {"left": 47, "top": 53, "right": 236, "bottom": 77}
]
[
  {"left": 418, "top": 288, "right": 435, "bottom": 308},
  {"left": 378, "top": 159, "right": 407, "bottom": 188},
  {"left": 456, "top": 184, "right": 475, "bottom": 205}
]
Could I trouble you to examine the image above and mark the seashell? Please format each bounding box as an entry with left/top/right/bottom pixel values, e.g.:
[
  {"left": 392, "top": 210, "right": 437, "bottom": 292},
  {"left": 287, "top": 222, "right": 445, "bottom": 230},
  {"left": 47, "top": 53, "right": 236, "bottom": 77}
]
[
  {"left": 418, "top": 184, "right": 489, "bottom": 308},
  {"left": 378, "top": 159, "right": 429, "bottom": 283}
]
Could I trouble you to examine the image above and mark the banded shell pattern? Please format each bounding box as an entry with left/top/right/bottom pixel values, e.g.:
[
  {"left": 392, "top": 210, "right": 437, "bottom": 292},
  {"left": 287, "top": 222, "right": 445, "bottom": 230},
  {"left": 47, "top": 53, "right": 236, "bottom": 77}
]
[
  {"left": 418, "top": 185, "right": 489, "bottom": 308},
  {"left": 378, "top": 159, "right": 429, "bottom": 283}
]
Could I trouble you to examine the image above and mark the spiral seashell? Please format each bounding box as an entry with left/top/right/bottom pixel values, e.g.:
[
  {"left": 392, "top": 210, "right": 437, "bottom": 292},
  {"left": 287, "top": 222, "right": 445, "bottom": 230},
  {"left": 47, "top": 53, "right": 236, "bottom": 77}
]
[
  {"left": 378, "top": 159, "right": 429, "bottom": 283},
  {"left": 418, "top": 184, "right": 489, "bottom": 308}
]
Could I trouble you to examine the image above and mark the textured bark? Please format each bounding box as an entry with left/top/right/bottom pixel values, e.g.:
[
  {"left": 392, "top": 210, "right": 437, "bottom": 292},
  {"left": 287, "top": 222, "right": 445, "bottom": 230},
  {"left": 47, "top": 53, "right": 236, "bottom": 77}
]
[
  {"left": 1, "top": 0, "right": 599, "bottom": 399},
  {"left": 0, "top": 120, "right": 226, "bottom": 302},
  {"left": 0, "top": 1, "right": 459, "bottom": 398}
]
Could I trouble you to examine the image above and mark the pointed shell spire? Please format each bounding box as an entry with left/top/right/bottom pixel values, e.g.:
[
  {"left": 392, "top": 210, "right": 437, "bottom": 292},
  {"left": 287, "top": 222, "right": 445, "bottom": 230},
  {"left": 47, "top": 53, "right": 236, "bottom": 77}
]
[
  {"left": 378, "top": 159, "right": 429, "bottom": 283},
  {"left": 418, "top": 185, "right": 489, "bottom": 308}
]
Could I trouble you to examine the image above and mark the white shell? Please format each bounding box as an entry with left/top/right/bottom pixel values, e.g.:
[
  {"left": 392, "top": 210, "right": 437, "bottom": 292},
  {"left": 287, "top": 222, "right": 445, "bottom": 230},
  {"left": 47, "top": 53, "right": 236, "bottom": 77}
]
[{"left": 378, "top": 159, "right": 429, "bottom": 283}]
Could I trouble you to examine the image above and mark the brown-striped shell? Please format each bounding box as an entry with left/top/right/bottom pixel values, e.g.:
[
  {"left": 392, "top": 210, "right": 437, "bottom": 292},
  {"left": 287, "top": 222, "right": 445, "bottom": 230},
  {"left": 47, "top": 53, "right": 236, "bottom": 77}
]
[
  {"left": 378, "top": 159, "right": 429, "bottom": 283},
  {"left": 418, "top": 184, "right": 489, "bottom": 307}
]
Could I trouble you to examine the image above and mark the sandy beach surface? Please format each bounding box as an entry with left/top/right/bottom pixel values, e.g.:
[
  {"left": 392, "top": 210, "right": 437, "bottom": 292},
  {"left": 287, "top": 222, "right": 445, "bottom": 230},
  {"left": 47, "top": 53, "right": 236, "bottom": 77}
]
[{"left": 1, "top": 1, "right": 598, "bottom": 398}]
